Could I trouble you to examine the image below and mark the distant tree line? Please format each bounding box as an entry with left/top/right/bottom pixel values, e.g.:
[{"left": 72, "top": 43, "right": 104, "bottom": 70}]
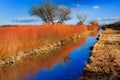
[{"left": 102, "top": 21, "right": 120, "bottom": 28}]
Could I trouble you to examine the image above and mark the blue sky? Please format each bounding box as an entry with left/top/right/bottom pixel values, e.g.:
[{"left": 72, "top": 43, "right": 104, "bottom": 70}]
[{"left": 0, "top": 0, "right": 120, "bottom": 25}]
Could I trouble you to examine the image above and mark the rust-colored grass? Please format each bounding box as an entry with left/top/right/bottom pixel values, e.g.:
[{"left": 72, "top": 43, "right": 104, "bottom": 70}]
[
  {"left": 0, "top": 24, "right": 98, "bottom": 59},
  {"left": 0, "top": 36, "right": 87, "bottom": 80},
  {"left": 87, "top": 25, "right": 100, "bottom": 30}
]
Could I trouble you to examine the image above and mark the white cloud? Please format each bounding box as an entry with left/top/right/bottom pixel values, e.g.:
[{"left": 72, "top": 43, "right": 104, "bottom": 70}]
[
  {"left": 76, "top": 4, "right": 81, "bottom": 7},
  {"left": 59, "top": 5, "right": 67, "bottom": 9},
  {"left": 11, "top": 17, "right": 42, "bottom": 24},
  {"left": 72, "top": 3, "right": 82, "bottom": 7},
  {"left": 93, "top": 6, "right": 100, "bottom": 10},
  {"left": 98, "top": 16, "right": 120, "bottom": 25},
  {"left": 98, "top": 17, "right": 120, "bottom": 21}
]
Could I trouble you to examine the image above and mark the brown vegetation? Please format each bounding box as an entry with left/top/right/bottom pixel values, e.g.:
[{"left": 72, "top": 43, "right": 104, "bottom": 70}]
[
  {"left": 0, "top": 25, "right": 88, "bottom": 59},
  {"left": 102, "top": 21, "right": 120, "bottom": 28},
  {"left": 80, "top": 28, "right": 120, "bottom": 80},
  {"left": 0, "top": 24, "right": 100, "bottom": 69},
  {"left": 0, "top": 35, "right": 88, "bottom": 80}
]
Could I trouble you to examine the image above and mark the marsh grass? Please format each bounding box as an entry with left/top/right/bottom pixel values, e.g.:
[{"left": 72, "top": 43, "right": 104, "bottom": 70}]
[{"left": 0, "top": 25, "right": 89, "bottom": 59}]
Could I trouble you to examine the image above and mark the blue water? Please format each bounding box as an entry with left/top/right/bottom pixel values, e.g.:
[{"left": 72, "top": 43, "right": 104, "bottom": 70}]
[{"left": 28, "top": 29, "right": 103, "bottom": 80}]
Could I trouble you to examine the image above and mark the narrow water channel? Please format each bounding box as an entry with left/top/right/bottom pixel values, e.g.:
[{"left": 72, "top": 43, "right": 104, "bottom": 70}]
[{"left": 0, "top": 29, "right": 103, "bottom": 80}]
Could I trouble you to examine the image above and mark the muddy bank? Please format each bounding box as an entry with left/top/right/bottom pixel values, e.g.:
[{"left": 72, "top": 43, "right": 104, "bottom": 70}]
[
  {"left": 0, "top": 30, "right": 95, "bottom": 69},
  {"left": 80, "top": 28, "right": 120, "bottom": 80}
]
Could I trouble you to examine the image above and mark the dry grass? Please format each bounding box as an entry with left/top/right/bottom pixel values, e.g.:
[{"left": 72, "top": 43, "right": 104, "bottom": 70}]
[
  {"left": 87, "top": 25, "right": 100, "bottom": 30},
  {"left": 0, "top": 36, "right": 87, "bottom": 80},
  {"left": 0, "top": 24, "right": 99, "bottom": 59},
  {"left": 80, "top": 28, "right": 120, "bottom": 80}
]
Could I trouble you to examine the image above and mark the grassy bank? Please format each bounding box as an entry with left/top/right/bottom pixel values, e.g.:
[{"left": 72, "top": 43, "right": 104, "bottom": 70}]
[
  {"left": 0, "top": 35, "right": 88, "bottom": 80},
  {"left": 80, "top": 27, "right": 120, "bottom": 80},
  {"left": 0, "top": 24, "right": 100, "bottom": 68}
]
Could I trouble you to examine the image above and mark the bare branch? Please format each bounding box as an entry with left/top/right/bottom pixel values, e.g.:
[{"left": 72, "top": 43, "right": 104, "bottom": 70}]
[
  {"left": 30, "top": 3, "right": 71, "bottom": 25},
  {"left": 90, "top": 19, "right": 99, "bottom": 25},
  {"left": 76, "top": 13, "right": 87, "bottom": 25}
]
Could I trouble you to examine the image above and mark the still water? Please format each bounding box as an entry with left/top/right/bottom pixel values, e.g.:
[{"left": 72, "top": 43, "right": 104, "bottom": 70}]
[{"left": 0, "top": 29, "right": 103, "bottom": 80}]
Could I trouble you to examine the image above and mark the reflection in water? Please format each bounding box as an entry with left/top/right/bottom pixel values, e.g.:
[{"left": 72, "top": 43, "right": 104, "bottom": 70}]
[
  {"left": 0, "top": 30, "right": 101, "bottom": 80},
  {"left": 0, "top": 35, "right": 87, "bottom": 80},
  {"left": 89, "top": 30, "right": 99, "bottom": 37},
  {"left": 62, "top": 56, "right": 71, "bottom": 67}
]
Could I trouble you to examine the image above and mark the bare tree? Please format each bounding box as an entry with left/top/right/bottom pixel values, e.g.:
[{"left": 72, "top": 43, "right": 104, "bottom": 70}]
[
  {"left": 31, "top": 2, "right": 58, "bottom": 24},
  {"left": 31, "top": 6, "right": 48, "bottom": 23},
  {"left": 76, "top": 13, "right": 87, "bottom": 25},
  {"left": 90, "top": 19, "right": 99, "bottom": 25},
  {"left": 57, "top": 6, "right": 71, "bottom": 24},
  {"left": 31, "top": 2, "right": 71, "bottom": 24}
]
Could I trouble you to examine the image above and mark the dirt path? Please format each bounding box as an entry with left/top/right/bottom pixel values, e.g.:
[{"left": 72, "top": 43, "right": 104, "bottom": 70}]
[{"left": 80, "top": 28, "right": 120, "bottom": 80}]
